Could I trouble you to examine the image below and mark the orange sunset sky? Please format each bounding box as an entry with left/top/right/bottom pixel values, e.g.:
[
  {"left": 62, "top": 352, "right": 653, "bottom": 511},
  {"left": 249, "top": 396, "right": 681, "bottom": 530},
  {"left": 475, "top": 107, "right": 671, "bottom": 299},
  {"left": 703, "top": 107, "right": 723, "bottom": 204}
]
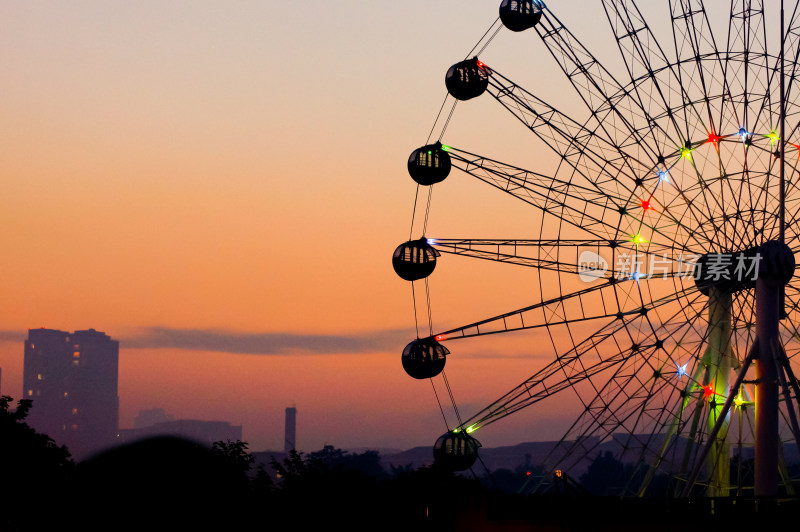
[{"left": 0, "top": 1, "right": 714, "bottom": 452}]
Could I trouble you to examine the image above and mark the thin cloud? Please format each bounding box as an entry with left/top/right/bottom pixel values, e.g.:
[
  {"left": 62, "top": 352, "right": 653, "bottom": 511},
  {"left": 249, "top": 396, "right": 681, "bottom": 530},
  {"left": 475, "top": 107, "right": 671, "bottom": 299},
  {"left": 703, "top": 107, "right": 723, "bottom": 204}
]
[
  {"left": 121, "top": 327, "right": 412, "bottom": 356},
  {"left": 0, "top": 330, "right": 26, "bottom": 343},
  {"left": 0, "top": 327, "right": 548, "bottom": 359}
]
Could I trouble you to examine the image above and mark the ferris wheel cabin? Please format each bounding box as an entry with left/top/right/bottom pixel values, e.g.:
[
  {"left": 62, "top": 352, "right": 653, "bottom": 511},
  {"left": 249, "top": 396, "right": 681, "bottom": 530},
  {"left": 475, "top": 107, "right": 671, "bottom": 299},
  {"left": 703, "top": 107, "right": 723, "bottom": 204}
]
[
  {"left": 402, "top": 337, "right": 448, "bottom": 380},
  {"left": 433, "top": 431, "right": 481, "bottom": 471},
  {"left": 408, "top": 143, "right": 451, "bottom": 186},
  {"left": 499, "top": 0, "right": 543, "bottom": 32},
  {"left": 392, "top": 238, "right": 440, "bottom": 281},
  {"left": 445, "top": 58, "right": 489, "bottom": 101}
]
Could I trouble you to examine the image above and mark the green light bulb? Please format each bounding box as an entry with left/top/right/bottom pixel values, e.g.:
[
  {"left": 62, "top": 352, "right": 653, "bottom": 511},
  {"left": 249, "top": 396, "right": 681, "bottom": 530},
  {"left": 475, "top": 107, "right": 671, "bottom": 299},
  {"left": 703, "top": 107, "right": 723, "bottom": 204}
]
[{"left": 769, "top": 131, "right": 780, "bottom": 145}]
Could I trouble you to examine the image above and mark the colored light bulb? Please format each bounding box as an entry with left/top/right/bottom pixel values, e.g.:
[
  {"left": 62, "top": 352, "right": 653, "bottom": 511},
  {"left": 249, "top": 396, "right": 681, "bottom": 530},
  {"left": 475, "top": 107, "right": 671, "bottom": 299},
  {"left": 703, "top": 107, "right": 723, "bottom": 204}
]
[{"left": 702, "top": 385, "right": 715, "bottom": 400}]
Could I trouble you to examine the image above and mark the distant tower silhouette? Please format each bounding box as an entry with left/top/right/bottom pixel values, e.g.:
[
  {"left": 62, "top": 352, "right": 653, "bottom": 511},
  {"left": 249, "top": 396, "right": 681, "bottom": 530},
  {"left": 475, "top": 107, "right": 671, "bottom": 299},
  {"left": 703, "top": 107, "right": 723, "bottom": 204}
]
[
  {"left": 284, "top": 407, "right": 296, "bottom": 453},
  {"left": 23, "top": 328, "right": 119, "bottom": 459}
]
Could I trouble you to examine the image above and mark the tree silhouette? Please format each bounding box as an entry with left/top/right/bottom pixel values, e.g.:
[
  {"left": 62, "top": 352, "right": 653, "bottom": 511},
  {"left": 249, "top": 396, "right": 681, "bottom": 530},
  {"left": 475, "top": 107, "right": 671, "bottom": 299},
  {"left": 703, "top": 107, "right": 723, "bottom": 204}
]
[
  {"left": 0, "top": 395, "right": 74, "bottom": 531},
  {"left": 212, "top": 438, "right": 274, "bottom": 494},
  {"left": 211, "top": 439, "right": 255, "bottom": 476},
  {"left": 266, "top": 446, "right": 402, "bottom": 527}
]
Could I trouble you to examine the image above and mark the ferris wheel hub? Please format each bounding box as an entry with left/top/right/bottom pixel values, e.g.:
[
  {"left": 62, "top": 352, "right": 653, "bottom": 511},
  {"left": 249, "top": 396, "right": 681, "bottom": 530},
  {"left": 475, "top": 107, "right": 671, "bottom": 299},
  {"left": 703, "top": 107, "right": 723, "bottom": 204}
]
[
  {"left": 693, "top": 241, "right": 794, "bottom": 295},
  {"left": 694, "top": 247, "right": 759, "bottom": 295},
  {"left": 756, "top": 240, "right": 795, "bottom": 286}
]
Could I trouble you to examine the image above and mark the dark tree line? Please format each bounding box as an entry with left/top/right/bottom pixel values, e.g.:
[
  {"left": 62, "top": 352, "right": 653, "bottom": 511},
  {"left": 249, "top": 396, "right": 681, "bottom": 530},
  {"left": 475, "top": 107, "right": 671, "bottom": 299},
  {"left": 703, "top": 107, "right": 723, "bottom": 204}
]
[
  {"left": 6, "top": 394, "right": 794, "bottom": 531},
  {"left": 0, "top": 395, "right": 486, "bottom": 531}
]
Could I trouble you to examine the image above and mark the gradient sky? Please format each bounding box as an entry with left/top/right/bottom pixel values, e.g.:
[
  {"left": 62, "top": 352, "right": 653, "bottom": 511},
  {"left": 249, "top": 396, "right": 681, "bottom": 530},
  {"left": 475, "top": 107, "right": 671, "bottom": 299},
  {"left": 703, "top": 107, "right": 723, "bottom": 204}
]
[{"left": 0, "top": 1, "right": 738, "bottom": 453}]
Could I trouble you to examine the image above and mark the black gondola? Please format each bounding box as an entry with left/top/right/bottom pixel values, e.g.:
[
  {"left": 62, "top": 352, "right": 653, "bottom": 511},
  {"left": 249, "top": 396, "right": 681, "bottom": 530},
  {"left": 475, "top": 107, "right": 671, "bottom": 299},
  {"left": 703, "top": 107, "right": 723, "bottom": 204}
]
[
  {"left": 392, "top": 238, "right": 440, "bottom": 281},
  {"left": 402, "top": 337, "right": 448, "bottom": 379},
  {"left": 499, "top": 0, "right": 543, "bottom": 32},
  {"left": 445, "top": 58, "right": 489, "bottom": 101},
  {"left": 408, "top": 142, "right": 451, "bottom": 186},
  {"left": 433, "top": 431, "right": 481, "bottom": 471}
]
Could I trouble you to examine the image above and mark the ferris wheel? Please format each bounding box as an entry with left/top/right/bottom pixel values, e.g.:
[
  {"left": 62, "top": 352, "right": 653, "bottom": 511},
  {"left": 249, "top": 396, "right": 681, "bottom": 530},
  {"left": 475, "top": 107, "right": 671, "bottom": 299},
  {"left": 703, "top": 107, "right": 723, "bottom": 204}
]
[{"left": 394, "top": 0, "right": 800, "bottom": 497}]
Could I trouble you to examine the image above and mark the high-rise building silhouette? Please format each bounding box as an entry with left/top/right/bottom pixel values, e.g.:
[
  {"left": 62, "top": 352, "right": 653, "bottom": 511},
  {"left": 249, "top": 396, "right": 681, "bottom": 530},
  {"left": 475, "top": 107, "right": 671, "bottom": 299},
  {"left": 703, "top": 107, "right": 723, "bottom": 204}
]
[
  {"left": 23, "top": 328, "right": 119, "bottom": 458},
  {"left": 285, "top": 406, "right": 296, "bottom": 453}
]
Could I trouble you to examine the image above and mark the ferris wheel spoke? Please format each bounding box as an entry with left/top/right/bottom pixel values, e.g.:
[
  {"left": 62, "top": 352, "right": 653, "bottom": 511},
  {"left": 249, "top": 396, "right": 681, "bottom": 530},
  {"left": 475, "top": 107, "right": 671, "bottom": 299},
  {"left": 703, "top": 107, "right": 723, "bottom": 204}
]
[
  {"left": 429, "top": 238, "right": 615, "bottom": 273},
  {"left": 757, "top": 164, "right": 787, "bottom": 242},
  {"left": 445, "top": 147, "right": 627, "bottom": 240},
  {"left": 601, "top": 0, "right": 692, "bottom": 151},
  {"left": 428, "top": 238, "right": 698, "bottom": 281},
  {"left": 668, "top": 0, "right": 724, "bottom": 139},
  {"left": 782, "top": 208, "right": 800, "bottom": 249},
  {"left": 780, "top": 288, "right": 800, "bottom": 358},
  {"left": 737, "top": 2, "right": 792, "bottom": 247},
  {"left": 657, "top": 185, "right": 736, "bottom": 254},
  {"left": 547, "top": 353, "right": 687, "bottom": 483},
  {"left": 585, "top": 356, "right": 678, "bottom": 440},
  {"left": 783, "top": 165, "right": 800, "bottom": 230},
  {"left": 444, "top": 146, "right": 696, "bottom": 248},
  {"left": 570, "top": 286, "right": 711, "bottom": 422},
  {"left": 480, "top": 72, "right": 710, "bottom": 250},
  {"left": 447, "top": 146, "right": 630, "bottom": 206},
  {"left": 453, "top": 314, "right": 649, "bottom": 434},
  {"left": 711, "top": 2, "right": 742, "bottom": 134},
  {"left": 782, "top": 2, "right": 800, "bottom": 141},
  {"left": 735, "top": 1, "right": 800, "bottom": 177},
  {"left": 780, "top": 177, "right": 800, "bottom": 246},
  {"left": 446, "top": 287, "right": 702, "bottom": 434},
  {"left": 725, "top": 1, "right": 771, "bottom": 136},
  {"left": 485, "top": 69, "right": 647, "bottom": 185},
  {"left": 675, "top": 149, "right": 740, "bottom": 250},
  {"left": 541, "top": 288, "right": 715, "bottom": 483},
  {"left": 550, "top": 353, "right": 659, "bottom": 450},
  {"left": 534, "top": 6, "right": 662, "bottom": 164},
  {"left": 433, "top": 283, "right": 697, "bottom": 343}
]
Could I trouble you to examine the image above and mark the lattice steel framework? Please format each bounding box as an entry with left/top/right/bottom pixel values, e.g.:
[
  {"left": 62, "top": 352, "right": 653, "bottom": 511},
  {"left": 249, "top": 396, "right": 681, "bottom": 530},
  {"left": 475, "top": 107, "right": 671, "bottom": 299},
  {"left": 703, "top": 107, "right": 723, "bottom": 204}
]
[{"left": 399, "top": 0, "right": 800, "bottom": 497}]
